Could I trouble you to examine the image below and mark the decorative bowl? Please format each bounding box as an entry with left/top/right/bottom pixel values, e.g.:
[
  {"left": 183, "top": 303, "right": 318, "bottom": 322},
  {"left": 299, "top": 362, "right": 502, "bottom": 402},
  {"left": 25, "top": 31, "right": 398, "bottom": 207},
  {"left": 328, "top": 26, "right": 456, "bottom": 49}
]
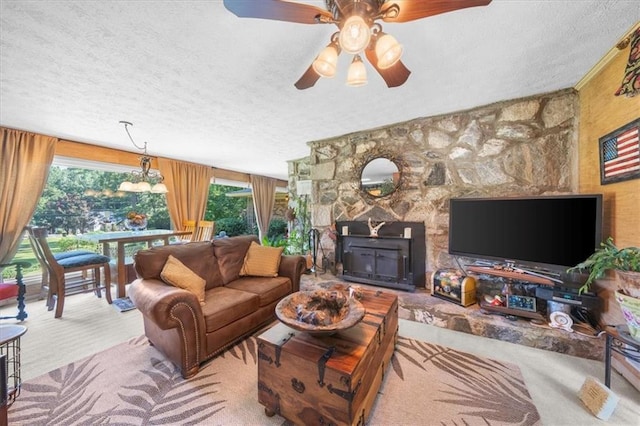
[
  {"left": 275, "top": 290, "right": 365, "bottom": 336},
  {"left": 124, "top": 218, "right": 148, "bottom": 231}
]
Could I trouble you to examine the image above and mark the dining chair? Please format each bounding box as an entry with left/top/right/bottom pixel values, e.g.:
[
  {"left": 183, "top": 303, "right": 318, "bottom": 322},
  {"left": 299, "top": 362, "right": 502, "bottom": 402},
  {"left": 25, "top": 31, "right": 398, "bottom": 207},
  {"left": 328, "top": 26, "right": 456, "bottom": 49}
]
[
  {"left": 27, "top": 226, "right": 112, "bottom": 318},
  {"left": 194, "top": 220, "right": 215, "bottom": 242},
  {"left": 178, "top": 220, "right": 197, "bottom": 242},
  {"left": 25, "top": 227, "right": 95, "bottom": 304}
]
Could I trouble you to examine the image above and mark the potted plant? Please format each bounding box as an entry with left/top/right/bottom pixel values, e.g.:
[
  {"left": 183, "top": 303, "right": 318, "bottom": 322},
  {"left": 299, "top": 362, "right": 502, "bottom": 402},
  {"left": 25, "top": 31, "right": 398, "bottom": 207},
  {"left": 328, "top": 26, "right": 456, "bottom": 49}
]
[{"left": 568, "top": 237, "right": 640, "bottom": 340}]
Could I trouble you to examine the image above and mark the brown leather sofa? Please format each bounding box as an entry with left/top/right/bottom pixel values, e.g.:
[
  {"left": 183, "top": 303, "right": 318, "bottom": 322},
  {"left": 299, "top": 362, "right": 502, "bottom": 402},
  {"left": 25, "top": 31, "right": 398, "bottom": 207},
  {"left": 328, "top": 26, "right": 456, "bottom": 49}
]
[{"left": 128, "top": 235, "right": 306, "bottom": 378}]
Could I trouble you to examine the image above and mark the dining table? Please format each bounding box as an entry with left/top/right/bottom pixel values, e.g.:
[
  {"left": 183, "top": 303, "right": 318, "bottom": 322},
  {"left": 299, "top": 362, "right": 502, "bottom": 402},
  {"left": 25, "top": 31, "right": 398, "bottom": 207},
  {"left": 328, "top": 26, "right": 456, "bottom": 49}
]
[{"left": 78, "top": 229, "right": 192, "bottom": 298}]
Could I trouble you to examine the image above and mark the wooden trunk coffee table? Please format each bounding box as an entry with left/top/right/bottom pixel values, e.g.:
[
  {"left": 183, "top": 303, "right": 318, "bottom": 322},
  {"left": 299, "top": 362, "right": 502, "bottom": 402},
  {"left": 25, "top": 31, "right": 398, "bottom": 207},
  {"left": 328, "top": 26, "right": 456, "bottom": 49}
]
[{"left": 257, "top": 288, "right": 398, "bottom": 425}]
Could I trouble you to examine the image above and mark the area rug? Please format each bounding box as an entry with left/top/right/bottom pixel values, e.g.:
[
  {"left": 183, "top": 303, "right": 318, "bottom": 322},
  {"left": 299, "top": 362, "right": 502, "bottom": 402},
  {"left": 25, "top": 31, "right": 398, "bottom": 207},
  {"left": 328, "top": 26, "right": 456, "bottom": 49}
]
[{"left": 9, "top": 333, "right": 541, "bottom": 425}]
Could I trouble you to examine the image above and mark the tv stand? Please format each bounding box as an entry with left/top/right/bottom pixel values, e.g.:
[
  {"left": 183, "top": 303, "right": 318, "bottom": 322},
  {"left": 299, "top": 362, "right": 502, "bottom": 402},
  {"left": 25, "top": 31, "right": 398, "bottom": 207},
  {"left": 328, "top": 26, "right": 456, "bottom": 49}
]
[{"left": 467, "top": 265, "right": 553, "bottom": 320}]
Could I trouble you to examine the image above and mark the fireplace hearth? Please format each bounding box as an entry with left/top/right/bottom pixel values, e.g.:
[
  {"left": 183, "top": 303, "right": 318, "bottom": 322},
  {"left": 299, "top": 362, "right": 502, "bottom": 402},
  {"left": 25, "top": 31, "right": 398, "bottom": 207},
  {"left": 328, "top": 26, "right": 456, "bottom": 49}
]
[
  {"left": 335, "top": 221, "right": 426, "bottom": 291},
  {"left": 301, "top": 273, "right": 605, "bottom": 360}
]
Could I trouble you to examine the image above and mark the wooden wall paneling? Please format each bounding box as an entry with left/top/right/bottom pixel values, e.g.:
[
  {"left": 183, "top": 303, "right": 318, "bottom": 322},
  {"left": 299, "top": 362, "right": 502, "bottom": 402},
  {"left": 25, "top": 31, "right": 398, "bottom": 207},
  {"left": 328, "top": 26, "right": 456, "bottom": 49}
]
[
  {"left": 578, "top": 35, "right": 640, "bottom": 248},
  {"left": 57, "top": 139, "right": 142, "bottom": 167},
  {"left": 56, "top": 139, "right": 287, "bottom": 187},
  {"left": 579, "top": 25, "right": 640, "bottom": 389}
]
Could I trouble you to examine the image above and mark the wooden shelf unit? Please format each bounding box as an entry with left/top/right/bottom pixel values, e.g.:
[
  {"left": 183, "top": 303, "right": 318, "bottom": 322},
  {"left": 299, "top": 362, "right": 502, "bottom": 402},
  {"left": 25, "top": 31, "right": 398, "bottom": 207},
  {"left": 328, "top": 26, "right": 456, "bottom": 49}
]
[
  {"left": 479, "top": 302, "right": 546, "bottom": 321},
  {"left": 467, "top": 266, "right": 555, "bottom": 286},
  {"left": 468, "top": 265, "right": 556, "bottom": 320}
]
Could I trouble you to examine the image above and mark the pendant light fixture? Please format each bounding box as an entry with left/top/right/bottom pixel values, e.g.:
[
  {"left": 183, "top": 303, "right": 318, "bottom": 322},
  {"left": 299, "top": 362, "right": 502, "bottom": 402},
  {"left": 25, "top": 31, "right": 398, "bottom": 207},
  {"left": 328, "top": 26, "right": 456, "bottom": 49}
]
[{"left": 117, "top": 121, "right": 168, "bottom": 194}]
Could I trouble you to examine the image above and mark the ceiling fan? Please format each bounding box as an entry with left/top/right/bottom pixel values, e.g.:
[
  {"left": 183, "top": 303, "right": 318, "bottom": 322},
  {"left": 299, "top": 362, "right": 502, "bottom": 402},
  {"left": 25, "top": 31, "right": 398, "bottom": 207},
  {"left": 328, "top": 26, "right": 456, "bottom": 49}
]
[{"left": 223, "top": 0, "right": 492, "bottom": 89}]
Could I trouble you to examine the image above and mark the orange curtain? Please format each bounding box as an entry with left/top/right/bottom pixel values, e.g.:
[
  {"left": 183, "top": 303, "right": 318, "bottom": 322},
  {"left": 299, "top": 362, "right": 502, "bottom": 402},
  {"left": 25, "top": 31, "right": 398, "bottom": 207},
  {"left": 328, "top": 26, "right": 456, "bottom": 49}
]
[
  {"left": 250, "top": 175, "right": 277, "bottom": 242},
  {"left": 157, "top": 158, "right": 214, "bottom": 230},
  {"left": 0, "top": 128, "right": 56, "bottom": 264}
]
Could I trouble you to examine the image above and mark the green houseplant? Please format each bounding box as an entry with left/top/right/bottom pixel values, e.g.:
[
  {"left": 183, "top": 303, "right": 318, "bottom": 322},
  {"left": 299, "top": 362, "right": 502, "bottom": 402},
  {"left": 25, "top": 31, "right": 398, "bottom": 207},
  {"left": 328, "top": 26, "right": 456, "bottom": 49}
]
[
  {"left": 568, "top": 237, "right": 640, "bottom": 295},
  {"left": 568, "top": 237, "right": 640, "bottom": 341}
]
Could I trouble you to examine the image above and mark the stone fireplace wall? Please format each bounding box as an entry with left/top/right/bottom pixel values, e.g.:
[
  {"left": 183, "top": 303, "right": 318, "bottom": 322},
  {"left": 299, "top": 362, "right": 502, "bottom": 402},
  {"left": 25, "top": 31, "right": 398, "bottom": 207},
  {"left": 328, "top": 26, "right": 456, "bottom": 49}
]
[{"left": 288, "top": 89, "right": 578, "bottom": 285}]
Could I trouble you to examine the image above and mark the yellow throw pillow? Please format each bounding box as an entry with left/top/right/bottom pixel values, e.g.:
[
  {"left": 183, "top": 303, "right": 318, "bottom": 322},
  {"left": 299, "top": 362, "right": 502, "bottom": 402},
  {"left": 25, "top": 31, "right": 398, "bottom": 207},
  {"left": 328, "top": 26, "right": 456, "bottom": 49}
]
[
  {"left": 240, "top": 241, "right": 284, "bottom": 277},
  {"left": 160, "top": 255, "right": 206, "bottom": 305}
]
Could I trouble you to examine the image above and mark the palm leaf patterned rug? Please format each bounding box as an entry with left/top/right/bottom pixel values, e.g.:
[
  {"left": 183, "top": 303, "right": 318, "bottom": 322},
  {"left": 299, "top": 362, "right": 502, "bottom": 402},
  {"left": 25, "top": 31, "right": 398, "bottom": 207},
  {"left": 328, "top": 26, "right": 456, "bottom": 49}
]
[{"left": 9, "top": 333, "right": 540, "bottom": 425}]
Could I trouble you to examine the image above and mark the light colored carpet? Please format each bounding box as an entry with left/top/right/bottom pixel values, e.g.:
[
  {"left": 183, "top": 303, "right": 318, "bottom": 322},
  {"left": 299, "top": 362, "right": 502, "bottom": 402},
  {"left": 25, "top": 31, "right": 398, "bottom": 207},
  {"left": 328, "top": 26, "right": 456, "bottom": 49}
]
[
  {"left": 1, "top": 290, "right": 639, "bottom": 425},
  {"left": 8, "top": 333, "right": 541, "bottom": 425}
]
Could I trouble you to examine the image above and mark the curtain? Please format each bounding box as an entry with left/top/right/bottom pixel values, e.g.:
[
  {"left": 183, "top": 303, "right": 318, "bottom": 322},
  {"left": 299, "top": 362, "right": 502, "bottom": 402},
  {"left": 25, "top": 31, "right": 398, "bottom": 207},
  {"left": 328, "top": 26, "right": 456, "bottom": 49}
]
[
  {"left": 158, "top": 158, "right": 214, "bottom": 230},
  {"left": 250, "top": 175, "right": 277, "bottom": 242},
  {"left": 0, "top": 128, "right": 56, "bottom": 265},
  {"left": 615, "top": 26, "right": 640, "bottom": 97}
]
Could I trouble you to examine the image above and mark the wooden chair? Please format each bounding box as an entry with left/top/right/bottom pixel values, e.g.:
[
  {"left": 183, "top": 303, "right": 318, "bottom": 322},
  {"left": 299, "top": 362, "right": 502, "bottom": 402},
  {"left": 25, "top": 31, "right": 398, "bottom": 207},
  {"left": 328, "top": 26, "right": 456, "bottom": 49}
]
[
  {"left": 178, "top": 220, "right": 197, "bottom": 242},
  {"left": 27, "top": 226, "right": 112, "bottom": 318},
  {"left": 25, "top": 227, "right": 95, "bottom": 303},
  {"left": 194, "top": 220, "right": 215, "bottom": 242}
]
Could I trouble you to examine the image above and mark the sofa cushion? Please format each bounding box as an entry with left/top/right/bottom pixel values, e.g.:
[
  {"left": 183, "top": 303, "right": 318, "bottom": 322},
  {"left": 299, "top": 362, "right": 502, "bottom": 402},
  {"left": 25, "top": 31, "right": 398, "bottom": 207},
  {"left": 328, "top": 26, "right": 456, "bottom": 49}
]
[
  {"left": 226, "top": 276, "right": 292, "bottom": 307},
  {"left": 160, "top": 255, "right": 206, "bottom": 305},
  {"left": 240, "top": 242, "right": 284, "bottom": 277},
  {"left": 134, "top": 242, "right": 223, "bottom": 290},
  {"left": 212, "top": 235, "right": 258, "bottom": 284},
  {"left": 202, "top": 287, "right": 260, "bottom": 333}
]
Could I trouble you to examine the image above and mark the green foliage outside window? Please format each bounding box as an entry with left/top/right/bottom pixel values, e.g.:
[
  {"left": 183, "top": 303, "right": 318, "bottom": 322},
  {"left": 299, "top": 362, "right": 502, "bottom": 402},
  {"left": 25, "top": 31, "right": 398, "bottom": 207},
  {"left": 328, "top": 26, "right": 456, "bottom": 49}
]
[
  {"left": 13, "top": 165, "right": 287, "bottom": 278},
  {"left": 205, "top": 185, "right": 248, "bottom": 221},
  {"left": 215, "top": 217, "right": 250, "bottom": 236},
  {"left": 33, "top": 166, "right": 171, "bottom": 233}
]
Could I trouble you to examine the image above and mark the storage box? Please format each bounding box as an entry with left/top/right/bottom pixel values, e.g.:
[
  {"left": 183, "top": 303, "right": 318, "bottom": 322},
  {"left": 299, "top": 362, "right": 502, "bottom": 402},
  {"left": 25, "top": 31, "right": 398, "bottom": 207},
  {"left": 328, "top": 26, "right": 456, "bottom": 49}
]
[
  {"left": 257, "top": 290, "right": 398, "bottom": 425},
  {"left": 431, "top": 269, "right": 476, "bottom": 306}
]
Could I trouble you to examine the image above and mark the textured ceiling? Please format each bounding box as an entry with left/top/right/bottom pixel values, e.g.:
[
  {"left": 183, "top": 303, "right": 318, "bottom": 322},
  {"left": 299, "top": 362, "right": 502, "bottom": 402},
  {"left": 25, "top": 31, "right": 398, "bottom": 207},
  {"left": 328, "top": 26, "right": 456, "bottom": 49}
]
[{"left": 1, "top": 1, "right": 638, "bottom": 181}]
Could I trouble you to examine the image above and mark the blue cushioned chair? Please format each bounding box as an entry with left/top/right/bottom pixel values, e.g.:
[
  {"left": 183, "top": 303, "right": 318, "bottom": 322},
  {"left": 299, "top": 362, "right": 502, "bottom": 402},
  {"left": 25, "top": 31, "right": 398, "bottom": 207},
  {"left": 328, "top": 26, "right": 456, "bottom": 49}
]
[
  {"left": 27, "top": 229, "right": 96, "bottom": 303},
  {"left": 27, "top": 227, "right": 112, "bottom": 318}
]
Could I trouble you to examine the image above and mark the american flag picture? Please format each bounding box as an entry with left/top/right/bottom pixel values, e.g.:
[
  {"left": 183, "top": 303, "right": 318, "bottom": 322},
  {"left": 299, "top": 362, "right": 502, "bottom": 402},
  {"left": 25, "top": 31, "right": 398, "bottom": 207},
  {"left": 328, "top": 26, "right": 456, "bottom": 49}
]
[{"left": 599, "top": 118, "right": 640, "bottom": 185}]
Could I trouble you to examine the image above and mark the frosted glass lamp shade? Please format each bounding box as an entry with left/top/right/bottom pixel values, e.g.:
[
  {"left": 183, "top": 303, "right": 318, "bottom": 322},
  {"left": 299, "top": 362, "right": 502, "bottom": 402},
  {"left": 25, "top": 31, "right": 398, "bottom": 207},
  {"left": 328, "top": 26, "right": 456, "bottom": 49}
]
[
  {"left": 151, "top": 182, "right": 168, "bottom": 193},
  {"left": 133, "top": 181, "right": 152, "bottom": 192},
  {"left": 346, "top": 55, "right": 367, "bottom": 87},
  {"left": 118, "top": 181, "right": 134, "bottom": 191},
  {"left": 375, "top": 33, "right": 403, "bottom": 69},
  {"left": 339, "top": 15, "right": 371, "bottom": 54},
  {"left": 312, "top": 45, "right": 339, "bottom": 78}
]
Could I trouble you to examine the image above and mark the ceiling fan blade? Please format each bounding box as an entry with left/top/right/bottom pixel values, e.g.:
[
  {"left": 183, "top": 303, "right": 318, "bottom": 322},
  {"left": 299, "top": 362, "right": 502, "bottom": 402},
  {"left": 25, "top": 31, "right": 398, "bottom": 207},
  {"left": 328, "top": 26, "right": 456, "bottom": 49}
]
[
  {"left": 381, "top": 0, "right": 492, "bottom": 23},
  {"left": 364, "top": 48, "right": 411, "bottom": 88},
  {"left": 294, "top": 65, "right": 321, "bottom": 90},
  {"left": 223, "top": 0, "right": 333, "bottom": 24}
]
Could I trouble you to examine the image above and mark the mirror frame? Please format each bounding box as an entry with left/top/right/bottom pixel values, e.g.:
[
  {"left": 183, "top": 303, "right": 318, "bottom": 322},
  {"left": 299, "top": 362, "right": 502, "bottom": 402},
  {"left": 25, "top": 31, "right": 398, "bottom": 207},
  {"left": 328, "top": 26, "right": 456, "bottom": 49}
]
[{"left": 359, "top": 156, "right": 402, "bottom": 198}]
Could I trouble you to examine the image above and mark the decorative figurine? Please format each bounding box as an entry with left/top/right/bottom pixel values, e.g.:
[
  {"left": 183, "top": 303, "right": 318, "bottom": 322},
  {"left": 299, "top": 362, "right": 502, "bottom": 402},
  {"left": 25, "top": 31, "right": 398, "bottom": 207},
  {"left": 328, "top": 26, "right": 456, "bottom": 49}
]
[{"left": 367, "top": 218, "right": 386, "bottom": 237}]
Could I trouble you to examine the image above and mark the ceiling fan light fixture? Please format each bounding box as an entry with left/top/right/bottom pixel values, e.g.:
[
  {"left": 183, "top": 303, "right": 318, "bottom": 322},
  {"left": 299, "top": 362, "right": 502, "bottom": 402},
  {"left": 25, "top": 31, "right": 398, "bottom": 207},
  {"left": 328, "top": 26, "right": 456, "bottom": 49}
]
[
  {"left": 312, "top": 45, "right": 339, "bottom": 78},
  {"left": 339, "top": 15, "right": 371, "bottom": 54},
  {"left": 375, "top": 33, "right": 403, "bottom": 69},
  {"left": 346, "top": 55, "right": 367, "bottom": 87}
]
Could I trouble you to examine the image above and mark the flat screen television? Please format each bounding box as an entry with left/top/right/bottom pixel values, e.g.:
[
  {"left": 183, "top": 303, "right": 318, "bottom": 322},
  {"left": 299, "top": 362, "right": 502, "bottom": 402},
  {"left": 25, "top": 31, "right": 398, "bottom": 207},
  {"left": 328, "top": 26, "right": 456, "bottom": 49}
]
[{"left": 448, "top": 194, "right": 603, "bottom": 273}]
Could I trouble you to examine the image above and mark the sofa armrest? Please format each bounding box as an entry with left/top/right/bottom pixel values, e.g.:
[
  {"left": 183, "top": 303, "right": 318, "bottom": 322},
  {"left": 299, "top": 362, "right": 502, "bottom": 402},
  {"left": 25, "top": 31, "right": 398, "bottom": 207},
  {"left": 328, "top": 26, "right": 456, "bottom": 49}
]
[
  {"left": 128, "top": 278, "right": 205, "bottom": 331},
  {"left": 278, "top": 255, "right": 307, "bottom": 292}
]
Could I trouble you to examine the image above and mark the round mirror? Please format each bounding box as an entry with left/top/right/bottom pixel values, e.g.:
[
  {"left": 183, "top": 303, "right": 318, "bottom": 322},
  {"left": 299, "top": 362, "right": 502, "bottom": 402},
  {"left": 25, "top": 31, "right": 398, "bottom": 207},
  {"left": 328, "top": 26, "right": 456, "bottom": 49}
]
[{"left": 360, "top": 157, "right": 400, "bottom": 197}]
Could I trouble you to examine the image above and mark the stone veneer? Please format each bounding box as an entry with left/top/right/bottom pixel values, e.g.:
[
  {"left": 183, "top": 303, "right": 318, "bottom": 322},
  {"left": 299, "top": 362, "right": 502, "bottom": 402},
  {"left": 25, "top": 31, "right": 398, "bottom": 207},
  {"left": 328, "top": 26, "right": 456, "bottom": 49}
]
[
  {"left": 301, "top": 274, "right": 604, "bottom": 360},
  {"left": 288, "top": 88, "right": 579, "bottom": 281}
]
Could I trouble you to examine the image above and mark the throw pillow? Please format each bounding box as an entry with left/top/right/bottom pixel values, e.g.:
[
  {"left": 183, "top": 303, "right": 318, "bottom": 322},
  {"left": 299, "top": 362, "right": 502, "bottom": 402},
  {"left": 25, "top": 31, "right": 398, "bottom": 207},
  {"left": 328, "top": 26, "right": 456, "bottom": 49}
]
[
  {"left": 240, "top": 241, "right": 284, "bottom": 277},
  {"left": 160, "top": 255, "right": 206, "bottom": 305}
]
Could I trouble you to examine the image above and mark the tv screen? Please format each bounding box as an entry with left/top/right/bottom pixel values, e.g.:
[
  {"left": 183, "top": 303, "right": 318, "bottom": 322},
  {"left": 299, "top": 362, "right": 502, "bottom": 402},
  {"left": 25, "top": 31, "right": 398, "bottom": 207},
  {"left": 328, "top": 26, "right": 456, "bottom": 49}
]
[{"left": 448, "top": 195, "right": 603, "bottom": 272}]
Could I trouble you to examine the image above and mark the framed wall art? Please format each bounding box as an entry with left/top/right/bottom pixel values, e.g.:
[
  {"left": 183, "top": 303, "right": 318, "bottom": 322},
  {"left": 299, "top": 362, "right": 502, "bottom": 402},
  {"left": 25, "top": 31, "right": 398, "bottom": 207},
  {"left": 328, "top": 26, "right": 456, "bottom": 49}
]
[{"left": 599, "top": 118, "right": 640, "bottom": 185}]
